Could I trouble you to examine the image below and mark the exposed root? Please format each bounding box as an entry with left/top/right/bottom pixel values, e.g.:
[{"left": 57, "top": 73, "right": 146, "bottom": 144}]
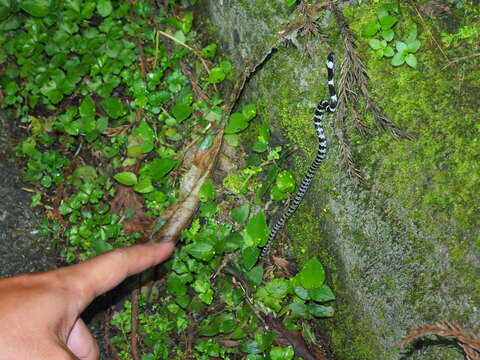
[{"left": 399, "top": 321, "right": 480, "bottom": 360}]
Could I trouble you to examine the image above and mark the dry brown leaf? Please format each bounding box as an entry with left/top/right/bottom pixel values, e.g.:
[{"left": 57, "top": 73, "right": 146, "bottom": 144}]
[
  {"left": 152, "top": 132, "right": 223, "bottom": 243},
  {"left": 272, "top": 255, "right": 294, "bottom": 277},
  {"left": 110, "top": 185, "right": 154, "bottom": 242},
  {"left": 103, "top": 124, "right": 132, "bottom": 137}
]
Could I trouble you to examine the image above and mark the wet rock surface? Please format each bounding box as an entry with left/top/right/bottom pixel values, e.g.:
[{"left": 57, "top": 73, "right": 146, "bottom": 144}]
[{"left": 0, "top": 111, "right": 55, "bottom": 277}]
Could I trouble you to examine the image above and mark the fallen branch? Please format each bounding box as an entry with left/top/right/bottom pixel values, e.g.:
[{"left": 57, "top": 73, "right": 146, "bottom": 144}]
[{"left": 130, "top": 287, "right": 140, "bottom": 360}]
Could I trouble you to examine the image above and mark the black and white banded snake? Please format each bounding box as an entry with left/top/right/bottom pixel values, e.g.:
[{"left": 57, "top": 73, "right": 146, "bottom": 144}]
[{"left": 260, "top": 52, "right": 338, "bottom": 261}]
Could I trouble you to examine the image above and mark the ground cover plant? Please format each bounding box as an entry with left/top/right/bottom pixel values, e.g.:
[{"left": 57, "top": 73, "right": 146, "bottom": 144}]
[{"left": 0, "top": 1, "right": 335, "bottom": 358}]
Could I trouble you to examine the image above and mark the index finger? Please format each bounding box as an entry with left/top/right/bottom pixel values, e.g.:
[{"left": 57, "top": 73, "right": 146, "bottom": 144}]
[{"left": 58, "top": 241, "right": 175, "bottom": 308}]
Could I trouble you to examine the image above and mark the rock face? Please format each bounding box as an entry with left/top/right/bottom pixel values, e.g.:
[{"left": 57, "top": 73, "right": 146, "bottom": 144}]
[
  {"left": 201, "top": 1, "right": 480, "bottom": 359},
  {"left": 0, "top": 111, "right": 55, "bottom": 277}
]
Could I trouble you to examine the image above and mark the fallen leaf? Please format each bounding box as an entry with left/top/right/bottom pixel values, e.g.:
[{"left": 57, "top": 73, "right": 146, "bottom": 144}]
[
  {"left": 153, "top": 132, "right": 223, "bottom": 243},
  {"left": 110, "top": 184, "right": 154, "bottom": 242}
]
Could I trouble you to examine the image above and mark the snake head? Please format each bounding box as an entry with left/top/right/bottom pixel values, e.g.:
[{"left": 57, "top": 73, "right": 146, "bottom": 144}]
[{"left": 327, "top": 52, "right": 335, "bottom": 62}]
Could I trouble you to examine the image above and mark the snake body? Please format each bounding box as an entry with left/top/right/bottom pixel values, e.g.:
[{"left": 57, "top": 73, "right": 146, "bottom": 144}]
[{"left": 260, "top": 52, "right": 338, "bottom": 260}]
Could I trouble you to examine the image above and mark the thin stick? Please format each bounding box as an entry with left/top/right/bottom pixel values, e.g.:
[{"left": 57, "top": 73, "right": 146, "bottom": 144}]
[
  {"left": 157, "top": 30, "right": 211, "bottom": 76},
  {"left": 408, "top": 0, "right": 449, "bottom": 61},
  {"left": 130, "top": 287, "right": 140, "bottom": 360},
  {"left": 442, "top": 52, "right": 480, "bottom": 69}
]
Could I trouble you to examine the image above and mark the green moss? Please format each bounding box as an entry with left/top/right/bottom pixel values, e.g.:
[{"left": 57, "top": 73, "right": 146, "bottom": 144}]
[{"left": 204, "top": 1, "right": 479, "bottom": 359}]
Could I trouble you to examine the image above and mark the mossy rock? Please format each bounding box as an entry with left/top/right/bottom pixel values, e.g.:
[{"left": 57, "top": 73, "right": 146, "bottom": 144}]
[{"left": 201, "top": 1, "right": 480, "bottom": 359}]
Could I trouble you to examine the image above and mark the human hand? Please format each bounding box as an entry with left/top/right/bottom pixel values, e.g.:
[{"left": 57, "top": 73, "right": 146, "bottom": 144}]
[{"left": 0, "top": 241, "right": 175, "bottom": 360}]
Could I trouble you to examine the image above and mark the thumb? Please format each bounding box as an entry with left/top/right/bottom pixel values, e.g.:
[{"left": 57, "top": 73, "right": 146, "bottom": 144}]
[{"left": 67, "top": 318, "right": 99, "bottom": 360}]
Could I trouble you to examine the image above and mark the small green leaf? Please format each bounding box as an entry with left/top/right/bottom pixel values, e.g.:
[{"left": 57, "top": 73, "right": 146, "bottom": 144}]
[
  {"left": 309, "top": 304, "right": 334, "bottom": 317},
  {"left": 377, "top": 7, "right": 388, "bottom": 19},
  {"left": 276, "top": 171, "right": 295, "bottom": 192},
  {"left": 294, "top": 286, "right": 310, "bottom": 300},
  {"left": 147, "top": 158, "right": 178, "bottom": 181},
  {"left": 114, "top": 172, "right": 138, "bottom": 186},
  {"left": 297, "top": 257, "right": 325, "bottom": 289},
  {"left": 79, "top": 96, "right": 96, "bottom": 117},
  {"left": 225, "top": 134, "right": 239, "bottom": 146},
  {"left": 309, "top": 284, "right": 336, "bottom": 303},
  {"left": 101, "top": 98, "right": 126, "bottom": 119},
  {"left": 362, "top": 22, "right": 380, "bottom": 37},
  {"left": 270, "top": 346, "right": 294, "bottom": 360},
  {"left": 246, "top": 265, "right": 263, "bottom": 286},
  {"left": 200, "top": 201, "right": 218, "bottom": 217},
  {"left": 285, "top": 0, "right": 296, "bottom": 7},
  {"left": 270, "top": 184, "right": 288, "bottom": 201},
  {"left": 243, "top": 212, "right": 269, "bottom": 247},
  {"left": 375, "top": 48, "right": 385, "bottom": 59},
  {"left": 383, "top": 46, "right": 395, "bottom": 57},
  {"left": 167, "top": 273, "right": 188, "bottom": 296},
  {"left": 368, "top": 38, "right": 383, "bottom": 50},
  {"left": 219, "top": 60, "right": 232, "bottom": 74},
  {"left": 396, "top": 41, "right": 408, "bottom": 54},
  {"left": 207, "top": 67, "right": 225, "bottom": 84},
  {"left": 405, "top": 54, "right": 417, "bottom": 68},
  {"left": 172, "top": 103, "right": 192, "bottom": 122},
  {"left": 391, "top": 52, "right": 405, "bottom": 66},
  {"left": 192, "top": 279, "right": 211, "bottom": 294},
  {"left": 218, "top": 232, "right": 243, "bottom": 253},
  {"left": 97, "top": 0, "right": 112, "bottom": 17},
  {"left": 186, "top": 242, "right": 215, "bottom": 261},
  {"left": 225, "top": 113, "right": 248, "bottom": 134},
  {"left": 200, "top": 44, "right": 217, "bottom": 58},
  {"left": 199, "top": 179, "right": 216, "bottom": 202},
  {"left": 379, "top": 15, "right": 397, "bottom": 30},
  {"left": 242, "top": 103, "right": 256, "bottom": 121},
  {"left": 407, "top": 39, "right": 421, "bottom": 53},
  {"left": 381, "top": 29, "right": 394, "bottom": 42},
  {"left": 5, "top": 81, "right": 18, "bottom": 95},
  {"left": 128, "top": 121, "right": 155, "bottom": 156},
  {"left": 241, "top": 246, "right": 260, "bottom": 270},
  {"left": 93, "top": 237, "right": 113, "bottom": 255},
  {"left": 265, "top": 278, "right": 289, "bottom": 299},
  {"left": 134, "top": 176, "right": 154, "bottom": 193},
  {"left": 232, "top": 204, "right": 250, "bottom": 224},
  {"left": 406, "top": 24, "right": 418, "bottom": 42},
  {"left": 41, "top": 175, "right": 52, "bottom": 188},
  {"left": 20, "top": 0, "right": 51, "bottom": 17}
]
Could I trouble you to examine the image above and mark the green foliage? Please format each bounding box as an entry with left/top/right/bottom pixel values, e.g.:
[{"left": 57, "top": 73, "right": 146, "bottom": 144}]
[
  {"left": 441, "top": 3, "right": 480, "bottom": 48},
  {"left": 5, "top": 1, "right": 337, "bottom": 358},
  {"left": 361, "top": 3, "right": 421, "bottom": 68},
  {"left": 225, "top": 103, "right": 257, "bottom": 134}
]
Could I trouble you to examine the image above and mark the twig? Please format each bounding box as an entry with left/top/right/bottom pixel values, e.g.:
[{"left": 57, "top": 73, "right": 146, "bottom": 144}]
[
  {"left": 157, "top": 30, "right": 211, "bottom": 76},
  {"left": 442, "top": 52, "right": 480, "bottom": 69},
  {"left": 130, "top": 287, "right": 140, "bottom": 360},
  {"left": 408, "top": 0, "right": 449, "bottom": 61},
  {"left": 104, "top": 309, "right": 122, "bottom": 360}
]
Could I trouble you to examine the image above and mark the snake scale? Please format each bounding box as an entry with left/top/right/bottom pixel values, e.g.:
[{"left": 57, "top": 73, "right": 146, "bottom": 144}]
[{"left": 260, "top": 52, "right": 338, "bottom": 260}]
